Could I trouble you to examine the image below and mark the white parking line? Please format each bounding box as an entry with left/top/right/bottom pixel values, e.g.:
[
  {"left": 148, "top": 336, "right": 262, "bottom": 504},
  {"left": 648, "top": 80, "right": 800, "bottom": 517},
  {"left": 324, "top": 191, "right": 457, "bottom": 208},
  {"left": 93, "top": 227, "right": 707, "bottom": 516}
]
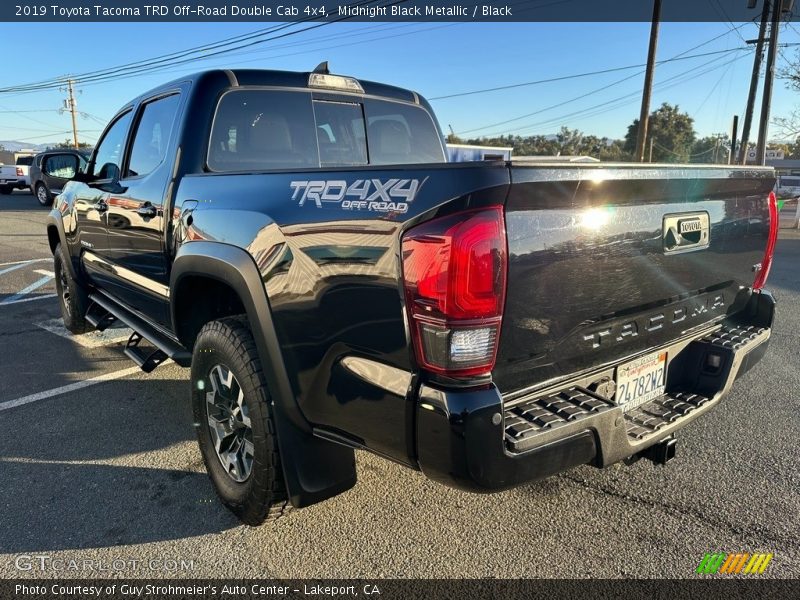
[
  {"left": 0, "top": 293, "right": 57, "bottom": 306},
  {"left": 0, "top": 258, "right": 49, "bottom": 270},
  {"left": 33, "top": 269, "right": 55, "bottom": 277},
  {"left": 1, "top": 274, "right": 54, "bottom": 305},
  {"left": 0, "top": 366, "right": 145, "bottom": 413},
  {"left": 36, "top": 318, "right": 132, "bottom": 347}
]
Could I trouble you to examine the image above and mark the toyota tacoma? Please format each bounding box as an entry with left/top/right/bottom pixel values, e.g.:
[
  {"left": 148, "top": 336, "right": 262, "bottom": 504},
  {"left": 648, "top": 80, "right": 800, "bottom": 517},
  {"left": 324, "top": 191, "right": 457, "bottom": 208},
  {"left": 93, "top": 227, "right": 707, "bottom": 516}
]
[{"left": 46, "top": 66, "right": 778, "bottom": 525}]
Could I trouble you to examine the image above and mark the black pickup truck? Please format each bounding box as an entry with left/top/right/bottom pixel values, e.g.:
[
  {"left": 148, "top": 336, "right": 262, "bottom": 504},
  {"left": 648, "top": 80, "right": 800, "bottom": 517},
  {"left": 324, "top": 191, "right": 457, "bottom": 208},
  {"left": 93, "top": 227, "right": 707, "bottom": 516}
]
[{"left": 46, "top": 66, "right": 778, "bottom": 525}]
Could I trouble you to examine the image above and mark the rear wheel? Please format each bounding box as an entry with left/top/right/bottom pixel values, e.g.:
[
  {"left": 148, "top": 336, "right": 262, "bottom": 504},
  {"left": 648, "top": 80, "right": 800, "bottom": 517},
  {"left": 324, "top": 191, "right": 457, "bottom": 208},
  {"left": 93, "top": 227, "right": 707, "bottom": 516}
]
[
  {"left": 0, "top": 185, "right": 12, "bottom": 195},
  {"left": 53, "top": 243, "right": 92, "bottom": 334},
  {"left": 35, "top": 183, "right": 52, "bottom": 207},
  {"left": 191, "top": 316, "right": 291, "bottom": 525}
]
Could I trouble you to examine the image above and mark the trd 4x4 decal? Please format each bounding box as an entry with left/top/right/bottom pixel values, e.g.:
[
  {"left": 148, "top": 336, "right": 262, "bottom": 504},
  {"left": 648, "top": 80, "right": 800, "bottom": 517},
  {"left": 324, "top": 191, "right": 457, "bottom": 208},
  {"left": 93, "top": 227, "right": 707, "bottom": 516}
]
[{"left": 290, "top": 178, "right": 426, "bottom": 213}]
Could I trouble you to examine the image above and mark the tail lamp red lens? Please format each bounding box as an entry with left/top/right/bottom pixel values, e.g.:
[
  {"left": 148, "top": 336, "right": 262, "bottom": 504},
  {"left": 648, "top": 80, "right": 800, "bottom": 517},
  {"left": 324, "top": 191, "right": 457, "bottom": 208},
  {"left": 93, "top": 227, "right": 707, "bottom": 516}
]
[
  {"left": 753, "top": 191, "right": 778, "bottom": 290},
  {"left": 401, "top": 206, "right": 507, "bottom": 377},
  {"left": 15, "top": 167, "right": 23, "bottom": 177}
]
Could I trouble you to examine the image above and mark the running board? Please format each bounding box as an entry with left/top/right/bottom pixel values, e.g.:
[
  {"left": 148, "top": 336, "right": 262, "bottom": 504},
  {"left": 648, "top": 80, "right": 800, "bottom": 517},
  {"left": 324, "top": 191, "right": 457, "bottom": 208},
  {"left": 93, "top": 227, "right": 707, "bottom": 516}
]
[{"left": 87, "top": 292, "right": 191, "bottom": 369}]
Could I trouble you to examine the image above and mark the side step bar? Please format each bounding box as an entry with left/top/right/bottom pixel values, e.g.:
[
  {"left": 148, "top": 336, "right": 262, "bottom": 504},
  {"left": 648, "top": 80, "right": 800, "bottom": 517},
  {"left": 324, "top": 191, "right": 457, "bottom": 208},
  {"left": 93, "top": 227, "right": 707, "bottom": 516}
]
[
  {"left": 125, "top": 332, "right": 168, "bottom": 374},
  {"left": 87, "top": 292, "right": 192, "bottom": 369},
  {"left": 85, "top": 301, "right": 117, "bottom": 331}
]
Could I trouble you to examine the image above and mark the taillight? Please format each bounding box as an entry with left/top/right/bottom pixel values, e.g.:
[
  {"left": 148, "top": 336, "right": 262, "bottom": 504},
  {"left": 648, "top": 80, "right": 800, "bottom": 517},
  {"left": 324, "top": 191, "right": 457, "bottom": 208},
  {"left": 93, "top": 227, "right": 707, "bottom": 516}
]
[
  {"left": 753, "top": 191, "right": 778, "bottom": 290},
  {"left": 15, "top": 167, "right": 23, "bottom": 177},
  {"left": 401, "top": 206, "right": 507, "bottom": 377}
]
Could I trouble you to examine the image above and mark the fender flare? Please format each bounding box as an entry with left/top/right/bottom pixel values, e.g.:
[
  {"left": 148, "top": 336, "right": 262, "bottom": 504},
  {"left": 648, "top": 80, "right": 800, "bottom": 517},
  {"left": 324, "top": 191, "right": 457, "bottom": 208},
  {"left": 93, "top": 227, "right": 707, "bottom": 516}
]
[
  {"left": 45, "top": 209, "right": 80, "bottom": 282},
  {"left": 171, "top": 241, "right": 356, "bottom": 508}
]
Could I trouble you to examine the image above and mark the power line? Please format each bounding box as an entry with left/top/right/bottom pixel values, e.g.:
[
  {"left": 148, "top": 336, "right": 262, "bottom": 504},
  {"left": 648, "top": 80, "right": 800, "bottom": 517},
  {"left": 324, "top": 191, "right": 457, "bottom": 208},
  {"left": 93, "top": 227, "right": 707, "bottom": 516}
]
[
  {"left": 0, "top": 0, "right": 398, "bottom": 94},
  {"left": 429, "top": 47, "right": 750, "bottom": 102},
  {"left": 458, "top": 49, "right": 744, "bottom": 136},
  {"left": 473, "top": 51, "right": 749, "bottom": 138}
]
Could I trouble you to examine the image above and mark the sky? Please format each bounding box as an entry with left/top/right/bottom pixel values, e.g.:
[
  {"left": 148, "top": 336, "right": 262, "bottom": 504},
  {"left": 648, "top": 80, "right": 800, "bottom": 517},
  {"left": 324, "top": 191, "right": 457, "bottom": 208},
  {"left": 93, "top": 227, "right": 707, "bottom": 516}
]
[{"left": 1, "top": 20, "right": 799, "bottom": 146}]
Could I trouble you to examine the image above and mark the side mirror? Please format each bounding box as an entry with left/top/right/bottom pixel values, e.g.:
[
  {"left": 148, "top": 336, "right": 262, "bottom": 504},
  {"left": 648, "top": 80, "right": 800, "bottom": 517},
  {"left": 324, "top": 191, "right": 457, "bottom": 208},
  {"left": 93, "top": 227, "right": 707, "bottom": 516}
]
[
  {"left": 96, "top": 162, "right": 120, "bottom": 182},
  {"left": 43, "top": 154, "right": 79, "bottom": 179},
  {"left": 93, "top": 162, "right": 126, "bottom": 194}
]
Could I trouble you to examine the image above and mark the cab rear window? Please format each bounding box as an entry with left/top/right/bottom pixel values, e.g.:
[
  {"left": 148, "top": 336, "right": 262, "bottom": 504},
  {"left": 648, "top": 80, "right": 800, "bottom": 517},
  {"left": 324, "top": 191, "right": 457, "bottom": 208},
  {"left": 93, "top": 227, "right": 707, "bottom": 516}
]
[{"left": 207, "top": 89, "right": 445, "bottom": 172}]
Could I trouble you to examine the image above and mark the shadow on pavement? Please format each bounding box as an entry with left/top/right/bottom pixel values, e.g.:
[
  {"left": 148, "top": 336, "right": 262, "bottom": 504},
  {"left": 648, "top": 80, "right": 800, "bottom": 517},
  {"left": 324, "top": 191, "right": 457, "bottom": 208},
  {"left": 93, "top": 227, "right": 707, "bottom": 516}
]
[
  {"left": 0, "top": 460, "right": 238, "bottom": 553},
  {"left": 0, "top": 378, "right": 241, "bottom": 552},
  {"left": 0, "top": 380, "right": 193, "bottom": 461}
]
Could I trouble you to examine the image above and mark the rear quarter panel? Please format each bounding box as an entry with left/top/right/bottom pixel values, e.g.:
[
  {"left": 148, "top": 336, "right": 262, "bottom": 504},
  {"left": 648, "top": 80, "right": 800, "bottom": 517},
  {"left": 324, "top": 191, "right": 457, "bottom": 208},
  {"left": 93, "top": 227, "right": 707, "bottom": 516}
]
[{"left": 173, "top": 163, "right": 509, "bottom": 464}]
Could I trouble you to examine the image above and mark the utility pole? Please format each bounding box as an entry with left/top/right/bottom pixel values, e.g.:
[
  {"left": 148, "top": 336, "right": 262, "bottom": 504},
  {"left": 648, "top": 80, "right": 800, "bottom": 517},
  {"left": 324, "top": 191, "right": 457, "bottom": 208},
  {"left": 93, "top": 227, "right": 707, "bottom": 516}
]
[
  {"left": 635, "top": 0, "right": 662, "bottom": 162},
  {"left": 648, "top": 136, "right": 654, "bottom": 162},
  {"left": 65, "top": 79, "right": 79, "bottom": 149},
  {"left": 739, "top": 0, "right": 771, "bottom": 164},
  {"left": 756, "top": 0, "right": 782, "bottom": 165},
  {"left": 730, "top": 115, "right": 739, "bottom": 164}
]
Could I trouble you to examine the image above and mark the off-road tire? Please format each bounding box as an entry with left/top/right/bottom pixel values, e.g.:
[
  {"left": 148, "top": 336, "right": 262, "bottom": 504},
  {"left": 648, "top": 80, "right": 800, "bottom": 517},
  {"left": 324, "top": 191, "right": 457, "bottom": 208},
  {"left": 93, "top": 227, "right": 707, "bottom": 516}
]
[
  {"left": 191, "top": 316, "right": 292, "bottom": 525},
  {"left": 54, "top": 243, "right": 92, "bottom": 334}
]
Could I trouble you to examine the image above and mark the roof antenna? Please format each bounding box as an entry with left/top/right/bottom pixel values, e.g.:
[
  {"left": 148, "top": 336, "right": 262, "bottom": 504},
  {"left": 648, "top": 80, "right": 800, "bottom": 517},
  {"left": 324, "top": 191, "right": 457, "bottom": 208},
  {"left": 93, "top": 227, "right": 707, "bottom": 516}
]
[{"left": 313, "top": 61, "right": 330, "bottom": 74}]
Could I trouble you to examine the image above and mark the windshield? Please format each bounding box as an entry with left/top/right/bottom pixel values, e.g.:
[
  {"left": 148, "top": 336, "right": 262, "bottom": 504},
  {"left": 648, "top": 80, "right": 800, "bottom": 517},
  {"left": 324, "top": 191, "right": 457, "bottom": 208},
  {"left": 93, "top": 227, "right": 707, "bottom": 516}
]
[{"left": 208, "top": 89, "right": 445, "bottom": 171}]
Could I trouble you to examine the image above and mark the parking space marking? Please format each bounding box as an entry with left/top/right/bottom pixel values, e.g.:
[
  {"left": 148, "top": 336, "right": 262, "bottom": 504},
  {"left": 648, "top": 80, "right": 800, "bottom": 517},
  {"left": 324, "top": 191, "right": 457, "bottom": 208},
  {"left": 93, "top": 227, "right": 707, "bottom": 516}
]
[
  {"left": 0, "top": 366, "right": 145, "bottom": 413},
  {"left": 0, "top": 294, "right": 57, "bottom": 306},
  {"left": 36, "top": 318, "right": 133, "bottom": 347},
  {"left": 0, "top": 274, "right": 54, "bottom": 305},
  {"left": 33, "top": 269, "right": 55, "bottom": 277},
  {"left": 0, "top": 258, "right": 53, "bottom": 268},
  {"left": 0, "top": 259, "right": 49, "bottom": 276}
]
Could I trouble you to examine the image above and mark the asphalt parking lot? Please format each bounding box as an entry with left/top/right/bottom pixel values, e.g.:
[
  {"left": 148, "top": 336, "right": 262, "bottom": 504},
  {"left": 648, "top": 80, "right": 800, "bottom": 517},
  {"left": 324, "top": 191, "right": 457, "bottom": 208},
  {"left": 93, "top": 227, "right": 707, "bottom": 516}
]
[{"left": 0, "top": 189, "right": 798, "bottom": 579}]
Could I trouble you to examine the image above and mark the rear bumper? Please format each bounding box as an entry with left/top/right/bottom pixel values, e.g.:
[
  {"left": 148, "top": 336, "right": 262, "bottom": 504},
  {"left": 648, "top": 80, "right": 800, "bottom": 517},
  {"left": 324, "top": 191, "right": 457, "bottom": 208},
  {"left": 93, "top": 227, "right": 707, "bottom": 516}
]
[
  {"left": 415, "top": 290, "right": 775, "bottom": 492},
  {"left": 0, "top": 179, "right": 24, "bottom": 188}
]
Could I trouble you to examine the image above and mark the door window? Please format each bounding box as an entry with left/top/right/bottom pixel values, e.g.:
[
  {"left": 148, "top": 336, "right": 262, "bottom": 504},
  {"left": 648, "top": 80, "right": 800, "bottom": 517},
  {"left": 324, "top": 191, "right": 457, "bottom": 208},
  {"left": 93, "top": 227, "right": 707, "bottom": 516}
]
[
  {"left": 92, "top": 111, "right": 133, "bottom": 180},
  {"left": 127, "top": 94, "right": 181, "bottom": 178}
]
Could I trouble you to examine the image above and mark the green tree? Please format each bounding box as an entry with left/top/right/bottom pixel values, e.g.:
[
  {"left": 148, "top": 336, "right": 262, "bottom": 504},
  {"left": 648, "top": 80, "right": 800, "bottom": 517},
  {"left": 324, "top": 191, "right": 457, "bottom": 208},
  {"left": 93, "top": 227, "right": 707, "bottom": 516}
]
[
  {"left": 46, "top": 138, "right": 92, "bottom": 151},
  {"left": 624, "top": 103, "right": 696, "bottom": 162},
  {"left": 690, "top": 135, "right": 729, "bottom": 164},
  {"left": 446, "top": 132, "right": 463, "bottom": 144}
]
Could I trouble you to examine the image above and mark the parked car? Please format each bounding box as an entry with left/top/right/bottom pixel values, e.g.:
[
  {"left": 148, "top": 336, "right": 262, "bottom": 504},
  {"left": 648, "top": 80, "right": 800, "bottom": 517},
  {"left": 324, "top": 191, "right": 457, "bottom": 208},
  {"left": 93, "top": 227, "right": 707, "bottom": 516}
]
[
  {"left": 776, "top": 174, "right": 800, "bottom": 199},
  {"left": 0, "top": 154, "right": 35, "bottom": 194},
  {"left": 47, "top": 67, "right": 778, "bottom": 525},
  {"left": 29, "top": 150, "right": 88, "bottom": 206}
]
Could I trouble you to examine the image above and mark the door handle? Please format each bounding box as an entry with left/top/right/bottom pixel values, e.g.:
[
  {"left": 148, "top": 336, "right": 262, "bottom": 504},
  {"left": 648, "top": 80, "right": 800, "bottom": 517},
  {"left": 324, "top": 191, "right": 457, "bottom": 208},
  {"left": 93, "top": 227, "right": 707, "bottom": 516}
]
[
  {"left": 95, "top": 200, "right": 108, "bottom": 213},
  {"left": 136, "top": 204, "right": 158, "bottom": 218}
]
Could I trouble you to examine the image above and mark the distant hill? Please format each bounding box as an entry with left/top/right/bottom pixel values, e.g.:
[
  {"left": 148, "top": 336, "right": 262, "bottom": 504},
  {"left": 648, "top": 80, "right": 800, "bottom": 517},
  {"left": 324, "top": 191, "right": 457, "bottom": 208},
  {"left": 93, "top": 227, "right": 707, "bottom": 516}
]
[{"left": 0, "top": 140, "right": 52, "bottom": 152}]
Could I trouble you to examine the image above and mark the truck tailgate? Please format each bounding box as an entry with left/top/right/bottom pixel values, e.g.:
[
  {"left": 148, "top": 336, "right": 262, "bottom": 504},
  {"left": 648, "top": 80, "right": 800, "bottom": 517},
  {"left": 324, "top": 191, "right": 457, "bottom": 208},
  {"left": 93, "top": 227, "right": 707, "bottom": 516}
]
[{"left": 494, "top": 164, "right": 775, "bottom": 395}]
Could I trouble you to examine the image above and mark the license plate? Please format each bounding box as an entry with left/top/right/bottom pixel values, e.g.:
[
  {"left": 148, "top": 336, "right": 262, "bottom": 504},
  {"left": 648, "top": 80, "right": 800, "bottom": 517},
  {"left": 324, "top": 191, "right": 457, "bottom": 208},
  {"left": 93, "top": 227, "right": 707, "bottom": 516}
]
[{"left": 615, "top": 350, "right": 667, "bottom": 410}]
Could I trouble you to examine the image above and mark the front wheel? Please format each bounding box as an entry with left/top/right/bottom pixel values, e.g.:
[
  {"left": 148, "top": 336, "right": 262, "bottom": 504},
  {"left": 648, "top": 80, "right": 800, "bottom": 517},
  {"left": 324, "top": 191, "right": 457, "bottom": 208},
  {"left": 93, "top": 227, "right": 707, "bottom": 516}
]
[
  {"left": 35, "top": 183, "right": 52, "bottom": 207},
  {"left": 53, "top": 243, "right": 92, "bottom": 334},
  {"left": 191, "top": 316, "right": 291, "bottom": 525}
]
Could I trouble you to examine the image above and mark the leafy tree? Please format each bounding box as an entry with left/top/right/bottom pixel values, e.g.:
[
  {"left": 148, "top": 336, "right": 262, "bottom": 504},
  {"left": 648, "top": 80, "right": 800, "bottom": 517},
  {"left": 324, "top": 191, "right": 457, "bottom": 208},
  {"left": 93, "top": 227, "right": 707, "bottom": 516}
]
[
  {"left": 624, "top": 103, "right": 696, "bottom": 162},
  {"left": 457, "top": 128, "right": 631, "bottom": 161},
  {"left": 690, "top": 135, "right": 729, "bottom": 164},
  {"left": 446, "top": 132, "right": 463, "bottom": 144},
  {"left": 45, "top": 138, "right": 93, "bottom": 151}
]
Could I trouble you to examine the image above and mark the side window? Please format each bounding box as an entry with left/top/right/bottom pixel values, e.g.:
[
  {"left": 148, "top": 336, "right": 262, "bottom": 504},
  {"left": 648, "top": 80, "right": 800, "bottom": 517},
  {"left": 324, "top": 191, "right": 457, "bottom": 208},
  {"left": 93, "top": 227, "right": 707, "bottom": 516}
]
[
  {"left": 127, "top": 94, "right": 181, "bottom": 178},
  {"left": 93, "top": 111, "right": 133, "bottom": 180}
]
